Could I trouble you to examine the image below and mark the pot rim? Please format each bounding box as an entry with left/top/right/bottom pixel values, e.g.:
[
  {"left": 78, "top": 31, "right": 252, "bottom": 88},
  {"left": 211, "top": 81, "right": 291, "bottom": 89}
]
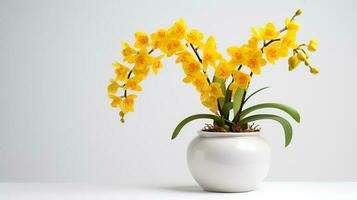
[{"left": 198, "top": 130, "right": 260, "bottom": 138}]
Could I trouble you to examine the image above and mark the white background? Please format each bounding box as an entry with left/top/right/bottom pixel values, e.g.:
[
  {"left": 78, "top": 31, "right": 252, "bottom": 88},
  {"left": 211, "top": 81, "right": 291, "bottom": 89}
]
[{"left": 0, "top": 0, "right": 356, "bottom": 183}]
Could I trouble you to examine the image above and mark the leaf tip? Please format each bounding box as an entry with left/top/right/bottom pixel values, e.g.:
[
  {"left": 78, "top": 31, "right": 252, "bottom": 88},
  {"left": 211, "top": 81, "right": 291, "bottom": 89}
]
[{"left": 295, "top": 112, "right": 301, "bottom": 123}]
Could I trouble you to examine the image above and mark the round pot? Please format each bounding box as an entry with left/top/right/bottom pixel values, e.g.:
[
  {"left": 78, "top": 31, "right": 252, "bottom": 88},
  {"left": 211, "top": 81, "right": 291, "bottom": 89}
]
[{"left": 187, "top": 130, "right": 270, "bottom": 192}]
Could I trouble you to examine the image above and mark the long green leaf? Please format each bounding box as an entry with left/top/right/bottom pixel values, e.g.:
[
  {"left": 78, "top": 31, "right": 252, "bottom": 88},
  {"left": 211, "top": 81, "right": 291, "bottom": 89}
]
[
  {"left": 243, "top": 86, "right": 270, "bottom": 104},
  {"left": 221, "top": 84, "right": 233, "bottom": 119},
  {"left": 171, "top": 114, "right": 232, "bottom": 140},
  {"left": 222, "top": 102, "right": 233, "bottom": 118},
  {"left": 240, "top": 103, "right": 300, "bottom": 122},
  {"left": 239, "top": 114, "right": 293, "bottom": 147},
  {"left": 233, "top": 88, "right": 245, "bottom": 116},
  {"left": 224, "top": 83, "right": 233, "bottom": 103}
]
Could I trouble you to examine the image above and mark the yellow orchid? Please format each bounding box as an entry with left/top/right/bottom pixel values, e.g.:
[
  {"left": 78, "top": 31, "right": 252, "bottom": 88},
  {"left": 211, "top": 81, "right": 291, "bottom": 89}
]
[
  {"left": 214, "top": 59, "right": 233, "bottom": 79},
  {"left": 200, "top": 94, "right": 218, "bottom": 114},
  {"left": 175, "top": 50, "right": 195, "bottom": 64},
  {"left": 247, "top": 37, "right": 259, "bottom": 50},
  {"left": 278, "top": 46, "right": 289, "bottom": 58},
  {"left": 151, "top": 55, "right": 164, "bottom": 74},
  {"left": 285, "top": 18, "right": 300, "bottom": 31},
  {"left": 246, "top": 49, "right": 267, "bottom": 74},
  {"left": 112, "top": 62, "right": 130, "bottom": 81},
  {"left": 210, "top": 82, "right": 224, "bottom": 98},
  {"left": 168, "top": 18, "right": 187, "bottom": 40},
  {"left": 123, "top": 76, "right": 143, "bottom": 91},
  {"left": 192, "top": 73, "right": 210, "bottom": 93},
  {"left": 151, "top": 29, "right": 168, "bottom": 50},
  {"left": 264, "top": 42, "right": 282, "bottom": 64},
  {"left": 281, "top": 31, "right": 298, "bottom": 49},
  {"left": 131, "top": 51, "right": 152, "bottom": 78},
  {"left": 186, "top": 29, "right": 204, "bottom": 47},
  {"left": 227, "top": 46, "right": 249, "bottom": 67},
  {"left": 134, "top": 32, "right": 149, "bottom": 48},
  {"left": 165, "top": 39, "right": 184, "bottom": 57},
  {"left": 120, "top": 94, "right": 137, "bottom": 114},
  {"left": 251, "top": 27, "right": 262, "bottom": 41},
  {"left": 108, "top": 94, "right": 122, "bottom": 108},
  {"left": 182, "top": 59, "right": 201, "bottom": 76},
  {"left": 202, "top": 36, "right": 221, "bottom": 70},
  {"left": 307, "top": 39, "right": 318, "bottom": 52},
  {"left": 133, "top": 48, "right": 153, "bottom": 69},
  {"left": 121, "top": 42, "right": 137, "bottom": 63},
  {"left": 260, "top": 22, "right": 280, "bottom": 40},
  {"left": 230, "top": 71, "right": 251, "bottom": 91},
  {"left": 107, "top": 79, "right": 120, "bottom": 94},
  {"left": 132, "top": 66, "right": 150, "bottom": 79},
  {"left": 182, "top": 75, "right": 195, "bottom": 84}
]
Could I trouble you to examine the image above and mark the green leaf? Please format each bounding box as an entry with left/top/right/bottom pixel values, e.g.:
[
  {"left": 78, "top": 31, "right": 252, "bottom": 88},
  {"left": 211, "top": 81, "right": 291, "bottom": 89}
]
[
  {"left": 239, "top": 114, "right": 293, "bottom": 147},
  {"left": 224, "top": 86, "right": 232, "bottom": 104},
  {"left": 221, "top": 85, "right": 233, "bottom": 119},
  {"left": 222, "top": 102, "right": 233, "bottom": 118},
  {"left": 233, "top": 88, "right": 245, "bottom": 117},
  {"left": 240, "top": 103, "right": 300, "bottom": 123},
  {"left": 171, "top": 114, "right": 233, "bottom": 140},
  {"left": 243, "top": 86, "right": 270, "bottom": 104}
]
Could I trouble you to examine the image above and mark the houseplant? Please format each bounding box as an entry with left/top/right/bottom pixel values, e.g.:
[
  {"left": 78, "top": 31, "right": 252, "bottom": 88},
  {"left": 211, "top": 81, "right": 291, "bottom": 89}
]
[{"left": 108, "top": 9, "right": 318, "bottom": 192}]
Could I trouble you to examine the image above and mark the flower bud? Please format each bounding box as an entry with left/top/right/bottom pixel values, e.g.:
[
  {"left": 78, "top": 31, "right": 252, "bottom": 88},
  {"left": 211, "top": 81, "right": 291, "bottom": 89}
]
[
  {"left": 307, "top": 39, "right": 318, "bottom": 52},
  {"left": 288, "top": 55, "right": 300, "bottom": 71},
  {"left": 310, "top": 67, "right": 319, "bottom": 74},
  {"left": 288, "top": 65, "right": 294, "bottom": 71},
  {"left": 297, "top": 51, "right": 307, "bottom": 61},
  {"left": 295, "top": 9, "right": 302, "bottom": 16}
]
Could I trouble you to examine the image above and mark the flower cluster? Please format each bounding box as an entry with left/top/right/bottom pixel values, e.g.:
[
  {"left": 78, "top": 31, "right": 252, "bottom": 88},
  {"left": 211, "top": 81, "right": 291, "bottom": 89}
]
[{"left": 108, "top": 9, "right": 318, "bottom": 123}]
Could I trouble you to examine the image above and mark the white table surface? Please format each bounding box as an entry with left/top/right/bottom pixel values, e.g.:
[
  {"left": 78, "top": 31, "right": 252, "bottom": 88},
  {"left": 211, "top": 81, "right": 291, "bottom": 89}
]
[{"left": 0, "top": 182, "right": 356, "bottom": 200}]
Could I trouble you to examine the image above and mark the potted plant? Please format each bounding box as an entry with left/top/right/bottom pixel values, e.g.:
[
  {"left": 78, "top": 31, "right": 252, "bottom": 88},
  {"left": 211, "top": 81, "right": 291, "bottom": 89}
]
[{"left": 108, "top": 9, "right": 318, "bottom": 192}]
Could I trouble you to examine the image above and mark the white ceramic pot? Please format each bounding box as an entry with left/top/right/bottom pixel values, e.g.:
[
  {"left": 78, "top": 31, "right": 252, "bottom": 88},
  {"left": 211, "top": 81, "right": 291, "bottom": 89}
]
[{"left": 187, "top": 131, "right": 270, "bottom": 192}]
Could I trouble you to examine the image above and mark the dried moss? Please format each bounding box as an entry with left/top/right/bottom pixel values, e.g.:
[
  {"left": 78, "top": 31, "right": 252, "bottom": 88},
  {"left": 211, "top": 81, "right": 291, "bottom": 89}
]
[{"left": 202, "top": 123, "right": 261, "bottom": 133}]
